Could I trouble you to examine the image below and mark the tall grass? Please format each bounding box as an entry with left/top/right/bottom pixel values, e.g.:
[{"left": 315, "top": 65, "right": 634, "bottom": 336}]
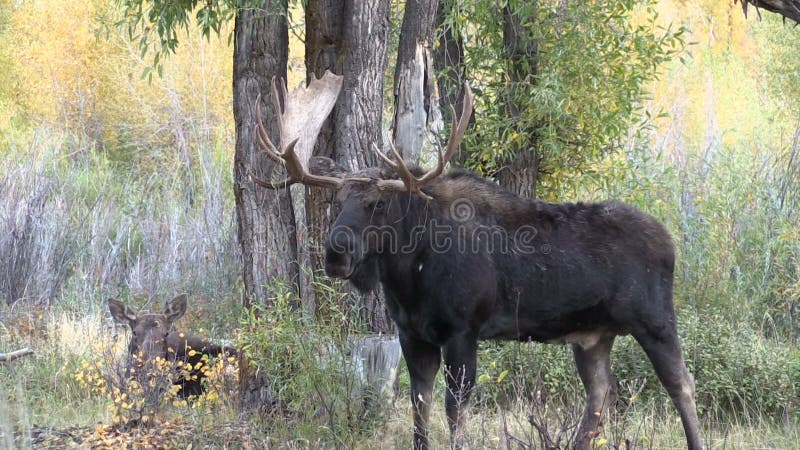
[
  {"left": 0, "top": 127, "right": 240, "bottom": 312},
  {"left": 0, "top": 128, "right": 242, "bottom": 445}
]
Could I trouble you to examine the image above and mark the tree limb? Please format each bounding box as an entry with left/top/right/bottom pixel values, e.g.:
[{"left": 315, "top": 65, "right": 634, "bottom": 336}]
[{"left": 0, "top": 348, "right": 34, "bottom": 363}]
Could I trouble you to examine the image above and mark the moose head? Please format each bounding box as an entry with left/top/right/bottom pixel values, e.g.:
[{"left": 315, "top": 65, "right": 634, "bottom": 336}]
[
  {"left": 107, "top": 295, "right": 236, "bottom": 398},
  {"left": 253, "top": 72, "right": 473, "bottom": 293},
  {"left": 108, "top": 294, "right": 187, "bottom": 367}
]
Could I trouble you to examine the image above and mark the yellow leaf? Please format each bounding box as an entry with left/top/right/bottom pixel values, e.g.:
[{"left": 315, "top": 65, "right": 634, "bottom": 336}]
[{"left": 496, "top": 369, "right": 509, "bottom": 384}]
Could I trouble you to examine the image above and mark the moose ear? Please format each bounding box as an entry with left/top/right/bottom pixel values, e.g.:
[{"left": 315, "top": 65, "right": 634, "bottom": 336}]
[
  {"left": 309, "top": 156, "right": 348, "bottom": 179},
  {"left": 164, "top": 294, "right": 188, "bottom": 323},
  {"left": 108, "top": 298, "right": 137, "bottom": 326}
]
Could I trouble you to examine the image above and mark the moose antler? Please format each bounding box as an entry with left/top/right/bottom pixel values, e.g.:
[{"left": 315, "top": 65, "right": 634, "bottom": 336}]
[
  {"left": 372, "top": 82, "right": 474, "bottom": 200},
  {"left": 253, "top": 71, "right": 356, "bottom": 189},
  {"left": 254, "top": 76, "right": 474, "bottom": 201}
]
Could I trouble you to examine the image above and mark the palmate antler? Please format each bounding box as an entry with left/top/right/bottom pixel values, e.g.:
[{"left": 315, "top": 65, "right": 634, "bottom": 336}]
[
  {"left": 253, "top": 71, "right": 365, "bottom": 189},
  {"left": 254, "top": 73, "right": 474, "bottom": 200}
]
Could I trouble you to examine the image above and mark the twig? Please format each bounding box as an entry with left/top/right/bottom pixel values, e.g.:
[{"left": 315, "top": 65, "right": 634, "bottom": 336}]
[{"left": 0, "top": 348, "right": 34, "bottom": 363}]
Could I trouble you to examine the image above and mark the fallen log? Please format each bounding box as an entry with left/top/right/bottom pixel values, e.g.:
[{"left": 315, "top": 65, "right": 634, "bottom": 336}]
[{"left": 0, "top": 348, "right": 34, "bottom": 363}]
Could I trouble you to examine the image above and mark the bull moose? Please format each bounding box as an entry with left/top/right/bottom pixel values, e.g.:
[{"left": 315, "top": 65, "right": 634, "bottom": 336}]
[
  {"left": 107, "top": 294, "right": 236, "bottom": 398},
  {"left": 254, "top": 72, "right": 701, "bottom": 450}
]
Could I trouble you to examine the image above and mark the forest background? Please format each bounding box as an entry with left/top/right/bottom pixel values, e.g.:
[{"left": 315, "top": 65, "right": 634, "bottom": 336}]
[{"left": 1, "top": 0, "right": 799, "bottom": 448}]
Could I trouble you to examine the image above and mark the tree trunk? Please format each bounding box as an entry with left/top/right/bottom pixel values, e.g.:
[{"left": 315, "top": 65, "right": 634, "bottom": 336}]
[
  {"left": 305, "top": 0, "right": 344, "bottom": 277},
  {"left": 334, "top": 0, "right": 391, "bottom": 171},
  {"left": 336, "top": 0, "right": 393, "bottom": 333},
  {"left": 232, "top": 0, "right": 296, "bottom": 410},
  {"left": 433, "top": 0, "right": 468, "bottom": 167},
  {"left": 498, "top": 3, "right": 539, "bottom": 199},
  {"left": 392, "top": 0, "right": 440, "bottom": 165},
  {"left": 303, "top": 0, "right": 394, "bottom": 333}
]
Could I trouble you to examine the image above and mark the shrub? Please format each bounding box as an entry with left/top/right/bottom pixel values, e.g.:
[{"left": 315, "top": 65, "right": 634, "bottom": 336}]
[{"left": 239, "top": 279, "right": 393, "bottom": 446}]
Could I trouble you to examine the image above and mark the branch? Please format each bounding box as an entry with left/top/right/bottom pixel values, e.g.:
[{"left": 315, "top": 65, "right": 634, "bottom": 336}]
[{"left": 0, "top": 348, "right": 34, "bottom": 363}]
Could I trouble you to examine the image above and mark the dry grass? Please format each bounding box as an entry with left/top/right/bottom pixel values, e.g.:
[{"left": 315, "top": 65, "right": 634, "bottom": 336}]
[
  {"left": 2, "top": 298, "right": 799, "bottom": 449},
  {"left": 356, "top": 397, "right": 800, "bottom": 450}
]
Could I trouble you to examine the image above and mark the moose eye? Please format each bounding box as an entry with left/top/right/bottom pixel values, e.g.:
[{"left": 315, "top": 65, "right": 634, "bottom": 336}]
[{"left": 372, "top": 200, "right": 385, "bottom": 211}]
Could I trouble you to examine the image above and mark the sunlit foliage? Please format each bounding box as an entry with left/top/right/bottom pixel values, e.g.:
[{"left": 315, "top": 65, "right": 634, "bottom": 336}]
[
  {"left": 0, "top": 0, "right": 234, "bottom": 168},
  {"left": 440, "top": 0, "right": 685, "bottom": 197}
]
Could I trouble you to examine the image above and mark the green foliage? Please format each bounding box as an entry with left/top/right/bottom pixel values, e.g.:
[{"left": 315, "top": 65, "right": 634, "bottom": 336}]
[
  {"left": 239, "top": 279, "right": 387, "bottom": 445},
  {"left": 471, "top": 307, "right": 800, "bottom": 422},
  {"left": 474, "top": 340, "right": 580, "bottom": 408},
  {"left": 0, "top": 310, "right": 109, "bottom": 431},
  {"left": 443, "top": 0, "right": 684, "bottom": 196},
  {"left": 755, "top": 15, "right": 800, "bottom": 117},
  {"left": 677, "top": 308, "right": 800, "bottom": 418},
  {"left": 114, "top": 0, "right": 237, "bottom": 80}
]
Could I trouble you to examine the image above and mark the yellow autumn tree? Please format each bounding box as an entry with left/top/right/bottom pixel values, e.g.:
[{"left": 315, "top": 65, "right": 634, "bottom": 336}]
[{"left": 1, "top": 0, "right": 236, "bottom": 162}]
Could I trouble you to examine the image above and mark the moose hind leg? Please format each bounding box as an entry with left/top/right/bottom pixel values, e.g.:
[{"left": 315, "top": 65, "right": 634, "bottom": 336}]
[
  {"left": 443, "top": 333, "right": 478, "bottom": 450},
  {"left": 634, "top": 326, "right": 702, "bottom": 450},
  {"left": 572, "top": 334, "right": 616, "bottom": 450}
]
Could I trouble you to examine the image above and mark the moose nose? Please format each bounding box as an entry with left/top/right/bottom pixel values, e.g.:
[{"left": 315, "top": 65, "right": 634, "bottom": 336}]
[
  {"left": 325, "top": 226, "right": 357, "bottom": 278},
  {"left": 324, "top": 251, "right": 352, "bottom": 278}
]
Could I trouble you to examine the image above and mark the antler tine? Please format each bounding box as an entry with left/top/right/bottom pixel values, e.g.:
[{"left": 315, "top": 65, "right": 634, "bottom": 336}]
[
  {"left": 252, "top": 175, "right": 296, "bottom": 189},
  {"left": 373, "top": 143, "right": 399, "bottom": 169},
  {"left": 443, "top": 82, "right": 474, "bottom": 165},
  {"left": 254, "top": 138, "right": 346, "bottom": 190},
  {"left": 255, "top": 94, "right": 284, "bottom": 163},
  {"left": 371, "top": 81, "right": 474, "bottom": 198},
  {"left": 270, "top": 77, "right": 287, "bottom": 142},
  {"left": 284, "top": 139, "right": 349, "bottom": 189},
  {"left": 416, "top": 82, "right": 473, "bottom": 184},
  {"left": 387, "top": 141, "right": 420, "bottom": 188}
]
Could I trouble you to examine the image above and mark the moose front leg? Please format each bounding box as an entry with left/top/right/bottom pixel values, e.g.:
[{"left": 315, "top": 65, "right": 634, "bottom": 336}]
[
  {"left": 400, "top": 333, "right": 442, "bottom": 450},
  {"left": 443, "top": 332, "right": 478, "bottom": 450}
]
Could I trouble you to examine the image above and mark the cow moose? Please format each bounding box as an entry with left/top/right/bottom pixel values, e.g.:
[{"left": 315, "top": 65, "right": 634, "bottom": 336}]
[
  {"left": 107, "top": 294, "right": 236, "bottom": 398},
  {"left": 253, "top": 72, "right": 702, "bottom": 450}
]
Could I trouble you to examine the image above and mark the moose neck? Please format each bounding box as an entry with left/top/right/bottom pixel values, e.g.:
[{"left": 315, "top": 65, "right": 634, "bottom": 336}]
[{"left": 373, "top": 192, "right": 453, "bottom": 297}]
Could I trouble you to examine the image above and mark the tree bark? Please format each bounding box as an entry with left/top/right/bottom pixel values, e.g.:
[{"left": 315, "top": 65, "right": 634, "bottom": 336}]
[
  {"left": 392, "top": 0, "right": 440, "bottom": 165},
  {"left": 337, "top": 0, "right": 393, "bottom": 333},
  {"left": 302, "top": 0, "right": 393, "bottom": 333},
  {"left": 232, "top": 0, "right": 296, "bottom": 410},
  {"left": 433, "top": 0, "right": 468, "bottom": 167},
  {"left": 334, "top": 0, "right": 391, "bottom": 172},
  {"left": 497, "top": 2, "right": 539, "bottom": 199},
  {"left": 305, "top": 0, "right": 344, "bottom": 276}
]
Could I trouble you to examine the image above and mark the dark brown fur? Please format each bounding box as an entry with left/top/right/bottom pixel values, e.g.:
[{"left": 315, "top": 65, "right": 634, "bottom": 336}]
[
  {"left": 108, "top": 295, "right": 236, "bottom": 398},
  {"left": 315, "top": 159, "right": 702, "bottom": 450}
]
